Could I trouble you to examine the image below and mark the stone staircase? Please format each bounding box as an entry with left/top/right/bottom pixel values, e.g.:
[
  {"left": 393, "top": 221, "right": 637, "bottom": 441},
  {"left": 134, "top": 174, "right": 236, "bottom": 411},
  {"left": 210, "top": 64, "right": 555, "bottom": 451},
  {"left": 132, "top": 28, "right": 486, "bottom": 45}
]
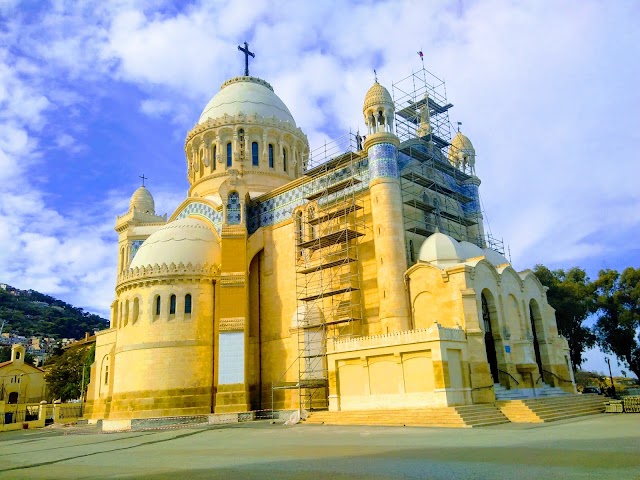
[
  {"left": 496, "top": 394, "right": 606, "bottom": 423},
  {"left": 305, "top": 405, "right": 509, "bottom": 428},
  {"left": 493, "top": 383, "right": 571, "bottom": 401}
]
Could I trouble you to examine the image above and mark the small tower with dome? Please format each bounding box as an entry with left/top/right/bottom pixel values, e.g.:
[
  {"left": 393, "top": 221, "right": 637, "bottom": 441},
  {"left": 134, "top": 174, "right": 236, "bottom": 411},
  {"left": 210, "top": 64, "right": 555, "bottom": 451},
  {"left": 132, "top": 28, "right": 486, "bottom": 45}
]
[
  {"left": 362, "top": 79, "right": 410, "bottom": 333},
  {"left": 115, "top": 182, "right": 167, "bottom": 277}
]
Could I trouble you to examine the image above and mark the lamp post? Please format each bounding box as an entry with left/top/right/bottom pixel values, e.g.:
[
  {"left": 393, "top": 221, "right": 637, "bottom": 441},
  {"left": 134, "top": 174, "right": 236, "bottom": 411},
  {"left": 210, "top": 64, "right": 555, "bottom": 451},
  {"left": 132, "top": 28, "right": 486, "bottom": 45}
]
[{"left": 605, "top": 357, "right": 616, "bottom": 398}]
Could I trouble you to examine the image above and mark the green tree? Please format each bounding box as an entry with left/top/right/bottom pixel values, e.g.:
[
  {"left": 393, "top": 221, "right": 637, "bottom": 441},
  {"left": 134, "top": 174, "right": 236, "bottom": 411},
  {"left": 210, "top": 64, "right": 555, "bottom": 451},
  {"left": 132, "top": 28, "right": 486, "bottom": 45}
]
[
  {"left": 44, "top": 344, "right": 93, "bottom": 402},
  {"left": 593, "top": 267, "right": 640, "bottom": 380},
  {"left": 533, "top": 265, "right": 596, "bottom": 370}
]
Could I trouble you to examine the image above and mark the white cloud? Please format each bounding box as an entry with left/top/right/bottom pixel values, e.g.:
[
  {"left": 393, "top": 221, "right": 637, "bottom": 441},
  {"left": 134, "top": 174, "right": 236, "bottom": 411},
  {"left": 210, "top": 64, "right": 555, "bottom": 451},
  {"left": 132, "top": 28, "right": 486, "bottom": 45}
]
[{"left": 0, "top": 0, "right": 637, "bottom": 337}]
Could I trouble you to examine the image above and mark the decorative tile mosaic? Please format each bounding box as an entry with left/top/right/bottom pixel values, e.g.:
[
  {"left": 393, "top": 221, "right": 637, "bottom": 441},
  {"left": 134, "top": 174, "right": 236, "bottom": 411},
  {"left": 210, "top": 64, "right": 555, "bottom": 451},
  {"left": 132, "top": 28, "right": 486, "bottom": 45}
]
[
  {"left": 227, "top": 192, "right": 241, "bottom": 225},
  {"left": 368, "top": 143, "right": 399, "bottom": 179},
  {"left": 130, "top": 240, "right": 144, "bottom": 260},
  {"left": 246, "top": 157, "right": 370, "bottom": 234},
  {"left": 176, "top": 201, "right": 223, "bottom": 233}
]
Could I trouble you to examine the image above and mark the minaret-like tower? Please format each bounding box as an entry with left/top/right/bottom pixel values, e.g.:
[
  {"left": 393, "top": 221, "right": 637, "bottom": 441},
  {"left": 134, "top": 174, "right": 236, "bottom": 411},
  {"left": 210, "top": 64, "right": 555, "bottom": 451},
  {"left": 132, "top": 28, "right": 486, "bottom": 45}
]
[
  {"left": 363, "top": 81, "right": 410, "bottom": 333},
  {"left": 115, "top": 185, "right": 167, "bottom": 275}
]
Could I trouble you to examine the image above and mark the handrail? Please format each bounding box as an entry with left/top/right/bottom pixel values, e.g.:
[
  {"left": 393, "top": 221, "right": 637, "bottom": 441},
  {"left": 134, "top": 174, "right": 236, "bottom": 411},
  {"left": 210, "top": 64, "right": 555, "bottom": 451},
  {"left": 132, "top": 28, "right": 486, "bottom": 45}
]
[
  {"left": 471, "top": 384, "right": 495, "bottom": 391},
  {"left": 498, "top": 369, "right": 520, "bottom": 385},
  {"left": 542, "top": 369, "right": 574, "bottom": 384}
]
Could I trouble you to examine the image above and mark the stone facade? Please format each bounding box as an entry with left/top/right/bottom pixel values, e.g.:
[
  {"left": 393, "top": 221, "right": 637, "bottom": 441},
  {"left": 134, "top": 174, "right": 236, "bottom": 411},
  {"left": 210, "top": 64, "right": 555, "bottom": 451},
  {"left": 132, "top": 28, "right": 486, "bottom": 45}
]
[{"left": 85, "top": 72, "right": 575, "bottom": 421}]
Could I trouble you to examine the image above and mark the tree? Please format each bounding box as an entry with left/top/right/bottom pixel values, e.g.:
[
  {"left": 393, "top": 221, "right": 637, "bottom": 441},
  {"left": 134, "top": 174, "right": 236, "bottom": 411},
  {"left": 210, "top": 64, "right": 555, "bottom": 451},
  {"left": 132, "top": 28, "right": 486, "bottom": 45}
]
[
  {"left": 533, "top": 265, "right": 596, "bottom": 370},
  {"left": 593, "top": 267, "right": 640, "bottom": 380},
  {"left": 44, "top": 344, "right": 94, "bottom": 402}
]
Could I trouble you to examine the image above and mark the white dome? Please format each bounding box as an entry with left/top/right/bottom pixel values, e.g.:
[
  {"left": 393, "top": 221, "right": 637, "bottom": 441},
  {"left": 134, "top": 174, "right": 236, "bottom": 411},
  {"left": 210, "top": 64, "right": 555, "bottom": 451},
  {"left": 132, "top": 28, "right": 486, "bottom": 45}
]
[
  {"left": 418, "top": 232, "right": 464, "bottom": 265},
  {"left": 199, "top": 76, "right": 296, "bottom": 126},
  {"left": 483, "top": 248, "right": 509, "bottom": 266},
  {"left": 458, "top": 241, "right": 484, "bottom": 260},
  {"left": 129, "top": 186, "right": 155, "bottom": 214},
  {"left": 130, "top": 217, "right": 220, "bottom": 269}
]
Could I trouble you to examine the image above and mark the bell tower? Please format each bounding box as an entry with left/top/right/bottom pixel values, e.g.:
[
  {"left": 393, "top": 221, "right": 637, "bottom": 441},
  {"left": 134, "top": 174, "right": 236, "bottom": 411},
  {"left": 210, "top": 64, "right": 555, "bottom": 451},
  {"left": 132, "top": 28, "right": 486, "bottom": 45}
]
[{"left": 363, "top": 81, "right": 410, "bottom": 333}]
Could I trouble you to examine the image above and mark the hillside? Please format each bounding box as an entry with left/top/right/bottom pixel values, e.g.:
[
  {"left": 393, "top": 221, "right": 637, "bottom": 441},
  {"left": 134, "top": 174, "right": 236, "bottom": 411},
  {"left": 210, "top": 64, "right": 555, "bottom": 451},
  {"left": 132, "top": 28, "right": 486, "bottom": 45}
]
[{"left": 0, "top": 284, "right": 108, "bottom": 339}]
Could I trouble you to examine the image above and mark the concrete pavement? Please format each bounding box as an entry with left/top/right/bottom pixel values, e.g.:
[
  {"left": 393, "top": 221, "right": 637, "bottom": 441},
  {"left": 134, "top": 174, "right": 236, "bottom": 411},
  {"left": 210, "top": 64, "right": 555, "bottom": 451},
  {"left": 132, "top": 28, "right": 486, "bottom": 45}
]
[{"left": 0, "top": 414, "right": 638, "bottom": 479}]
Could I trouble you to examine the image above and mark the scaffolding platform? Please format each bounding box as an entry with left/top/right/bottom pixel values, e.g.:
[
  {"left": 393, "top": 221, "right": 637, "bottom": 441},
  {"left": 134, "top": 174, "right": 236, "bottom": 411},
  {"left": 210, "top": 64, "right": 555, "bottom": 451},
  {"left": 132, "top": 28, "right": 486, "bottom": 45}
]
[
  {"left": 297, "top": 228, "right": 364, "bottom": 250},
  {"left": 401, "top": 170, "right": 473, "bottom": 204},
  {"left": 304, "top": 178, "right": 361, "bottom": 201}
]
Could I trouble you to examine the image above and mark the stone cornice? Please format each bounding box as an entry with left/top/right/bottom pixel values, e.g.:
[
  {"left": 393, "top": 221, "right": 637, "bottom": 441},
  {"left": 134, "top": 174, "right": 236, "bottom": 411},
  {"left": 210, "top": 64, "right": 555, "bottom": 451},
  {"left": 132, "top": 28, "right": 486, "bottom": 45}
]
[
  {"left": 185, "top": 112, "right": 308, "bottom": 145},
  {"left": 328, "top": 323, "right": 466, "bottom": 354},
  {"left": 219, "top": 316, "right": 245, "bottom": 332},
  {"left": 116, "top": 262, "right": 219, "bottom": 293}
]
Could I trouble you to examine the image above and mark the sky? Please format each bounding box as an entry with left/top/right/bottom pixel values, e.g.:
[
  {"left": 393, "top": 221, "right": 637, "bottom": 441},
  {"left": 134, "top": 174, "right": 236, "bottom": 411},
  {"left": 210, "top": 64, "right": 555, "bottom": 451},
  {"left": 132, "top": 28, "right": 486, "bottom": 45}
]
[{"left": 0, "top": 0, "right": 638, "bottom": 376}]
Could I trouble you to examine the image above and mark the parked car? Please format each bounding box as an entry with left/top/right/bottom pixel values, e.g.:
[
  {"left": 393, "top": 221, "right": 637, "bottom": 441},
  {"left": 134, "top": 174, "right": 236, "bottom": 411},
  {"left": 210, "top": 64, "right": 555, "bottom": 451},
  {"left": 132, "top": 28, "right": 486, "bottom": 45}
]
[{"left": 582, "top": 386, "right": 601, "bottom": 394}]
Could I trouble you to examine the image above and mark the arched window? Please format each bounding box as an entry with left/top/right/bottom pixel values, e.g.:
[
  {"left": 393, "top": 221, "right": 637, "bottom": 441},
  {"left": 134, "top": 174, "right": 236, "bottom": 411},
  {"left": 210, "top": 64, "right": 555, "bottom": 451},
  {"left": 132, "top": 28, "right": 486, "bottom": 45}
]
[
  {"left": 104, "top": 364, "right": 109, "bottom": 385},
  {"left": 16, "top": 352, "right": 21, "bottom": 360},
  {"left": 169, "top": 294, "right": 176, "bottom": 315},
  {"left": 185, "top": 294, "right": 192, "bottom": 314},
  {"left": 226, "top": 142, "right": 232, "bottom": 167},
  {"left": 132, "top": 297, "right": 140, "bottom": 324},
  {"left": 307, "top": 206, "right": 316, "bottom": 239},
  {"left": 268, "top": 144, "right": 274, "bottom": 168},
  {"left": 409, "top": 240, "right": 415, "bottom": 263},
  {"left": 227, "top": 191, "right": 241, "bottom": 225},
  {"left": 124, "top": 300, "right": 129, "bottom": 327},
  {"left": 212, "top": 144, "right": 217, "bottom": 170},
  {"left": 252, "top": 142, "right": 259, "bottom": 166},
  {"left": 283, "top": 148, "right": 287, "bottom": 172},
  {"left": 154, "top": 295, "right": 161, "bottom": 319}
]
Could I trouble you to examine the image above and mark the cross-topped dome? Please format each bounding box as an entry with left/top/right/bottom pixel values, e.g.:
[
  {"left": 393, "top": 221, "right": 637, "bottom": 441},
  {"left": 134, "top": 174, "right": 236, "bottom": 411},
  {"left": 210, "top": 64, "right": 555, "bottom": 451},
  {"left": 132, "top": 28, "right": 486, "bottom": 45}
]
[{"left": 198, "top": 76, "right": 296, "bottom": 126}]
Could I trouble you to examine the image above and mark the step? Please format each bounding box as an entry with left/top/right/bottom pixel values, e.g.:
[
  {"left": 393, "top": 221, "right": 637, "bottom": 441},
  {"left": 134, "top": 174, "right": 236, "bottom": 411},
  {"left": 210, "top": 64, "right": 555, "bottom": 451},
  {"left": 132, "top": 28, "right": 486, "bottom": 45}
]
[{"left": 497, "top": 395, "right": 606, "bottom": 423}]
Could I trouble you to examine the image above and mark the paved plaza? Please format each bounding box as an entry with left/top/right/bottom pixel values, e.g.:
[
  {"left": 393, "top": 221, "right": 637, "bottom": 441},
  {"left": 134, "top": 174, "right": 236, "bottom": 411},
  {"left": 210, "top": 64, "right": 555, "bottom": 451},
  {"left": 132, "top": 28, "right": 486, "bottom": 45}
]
[{"left": 0, "top": 414, "right": 638, "bottom": 479}]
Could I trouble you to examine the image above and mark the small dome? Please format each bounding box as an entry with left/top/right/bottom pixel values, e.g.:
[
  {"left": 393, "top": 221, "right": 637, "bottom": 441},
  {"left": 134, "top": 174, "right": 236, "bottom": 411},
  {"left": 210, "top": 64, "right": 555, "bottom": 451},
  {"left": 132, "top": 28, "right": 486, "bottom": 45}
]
[
  {"left": 199, "top": 76, "right": 296, "bottom": 125},
  {"left": 363, "top": 81, "right": 393, "bottom": 112},
  {"left": 129, "top": 186, "right": 155, "bottom": 214},
  {"left": 450, "top": 131, "right": 474, "bottom": 151},
  {"left": 291, "top": 304, "right": 324, "bottom": 329},
  {"left": 483, "top": 248, "right": 509, "bottom": 266},
  {"left": 130, "top": 217, "right": 220, "bottom": 269},
  {"left": 448, "top": 131, "right": 475, "bottom": 162},
  {"left": 458, "top": 241, "right": 484, "bottom": 259},
  {"left": 418, "top": 231, "right": 464, "bottom": 265}
]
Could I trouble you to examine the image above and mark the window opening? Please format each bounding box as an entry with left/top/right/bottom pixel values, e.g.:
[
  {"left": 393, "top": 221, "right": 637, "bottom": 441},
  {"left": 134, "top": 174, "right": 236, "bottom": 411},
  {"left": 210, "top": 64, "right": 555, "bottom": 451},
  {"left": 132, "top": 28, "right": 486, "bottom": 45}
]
[
  {"left": 252, "top": 142, "right": 259, "bottom": 166},
  {"left": 185, "top": 294, "right": 192, "bottom": 314}
]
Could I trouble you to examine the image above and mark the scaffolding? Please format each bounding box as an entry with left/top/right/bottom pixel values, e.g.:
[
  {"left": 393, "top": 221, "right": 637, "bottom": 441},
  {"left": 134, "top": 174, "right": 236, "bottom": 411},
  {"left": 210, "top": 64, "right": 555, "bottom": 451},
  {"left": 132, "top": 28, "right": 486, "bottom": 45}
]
[
  {"left": 273, "top": 134, "right": 366, "bottom": 413},
  {"left": 391, "top": 68, "right": 503, "bottom": 265}
]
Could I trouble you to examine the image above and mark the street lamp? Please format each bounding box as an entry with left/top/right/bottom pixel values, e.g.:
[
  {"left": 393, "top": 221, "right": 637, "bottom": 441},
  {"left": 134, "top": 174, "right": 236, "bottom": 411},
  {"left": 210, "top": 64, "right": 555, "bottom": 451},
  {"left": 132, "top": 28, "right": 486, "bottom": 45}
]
[{"left": 605, "top": 357, "right": 616, "bottom": 398}]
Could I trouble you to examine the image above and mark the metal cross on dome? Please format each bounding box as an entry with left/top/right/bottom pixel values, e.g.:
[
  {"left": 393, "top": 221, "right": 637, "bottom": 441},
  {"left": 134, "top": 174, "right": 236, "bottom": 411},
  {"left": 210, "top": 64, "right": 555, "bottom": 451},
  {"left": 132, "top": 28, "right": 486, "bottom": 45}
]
[
  {"left": 139, "top": 174, "right": 148, "bottom": 187},
  {"left": 238, "top": 41, "right": 255, "bottom": 76}
]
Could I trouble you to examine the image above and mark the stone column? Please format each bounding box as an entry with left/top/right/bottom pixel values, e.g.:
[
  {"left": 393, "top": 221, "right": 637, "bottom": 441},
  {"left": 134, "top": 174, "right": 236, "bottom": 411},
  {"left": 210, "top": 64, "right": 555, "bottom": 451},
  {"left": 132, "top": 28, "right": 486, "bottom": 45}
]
[
  {"left": 215, "top": 222, "right": 250, "bottom": 414},
  {"left": 364, "top": 132, "right": 410, "bottom": 333}
]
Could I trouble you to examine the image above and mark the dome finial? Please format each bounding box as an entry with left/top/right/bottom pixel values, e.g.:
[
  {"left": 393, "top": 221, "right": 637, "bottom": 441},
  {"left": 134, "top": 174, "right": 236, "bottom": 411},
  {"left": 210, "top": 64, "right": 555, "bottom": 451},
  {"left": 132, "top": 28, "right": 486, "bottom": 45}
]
[
  {"left": 374, "top": 69, "right": 378, "bottom": 83},
  {"left": 238, "top": 41, "right": 255, "bottom": 77},
  {"left": 139, "top": 173, "right": 148, "bottom": 187}
]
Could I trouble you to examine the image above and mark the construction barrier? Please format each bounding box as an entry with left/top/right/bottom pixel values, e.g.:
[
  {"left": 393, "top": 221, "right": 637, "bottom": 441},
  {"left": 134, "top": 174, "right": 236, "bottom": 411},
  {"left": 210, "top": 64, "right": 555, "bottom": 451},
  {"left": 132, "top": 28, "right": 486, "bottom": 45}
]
[
  {"left": 622, "top": 396, "right": 640, "bottom": 413},
  {"left": 605, "top": 400, "right": 623, "bottom": 413}
]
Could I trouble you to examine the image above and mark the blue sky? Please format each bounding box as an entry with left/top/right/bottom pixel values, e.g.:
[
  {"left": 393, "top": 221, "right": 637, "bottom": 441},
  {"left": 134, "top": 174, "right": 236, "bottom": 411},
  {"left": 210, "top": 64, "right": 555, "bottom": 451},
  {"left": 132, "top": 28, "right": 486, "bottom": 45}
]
[{"left": 0, "top": 0, "right": 638, "bottom": 376}]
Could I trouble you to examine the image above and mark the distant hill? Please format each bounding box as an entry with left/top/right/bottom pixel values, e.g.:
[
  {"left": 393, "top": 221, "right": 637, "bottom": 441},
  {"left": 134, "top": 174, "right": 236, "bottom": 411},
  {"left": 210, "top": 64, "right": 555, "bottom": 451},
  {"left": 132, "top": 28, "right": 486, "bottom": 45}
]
[{"left": 0, "top": 284, "right": 108, "bottom": 339}]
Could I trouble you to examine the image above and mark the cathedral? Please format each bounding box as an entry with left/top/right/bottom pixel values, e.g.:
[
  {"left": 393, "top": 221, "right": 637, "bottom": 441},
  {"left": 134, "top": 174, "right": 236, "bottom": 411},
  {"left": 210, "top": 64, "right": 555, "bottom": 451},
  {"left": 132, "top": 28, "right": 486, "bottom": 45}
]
[{"left": 85, "top": 51, "right": 576, "bottom": 421}]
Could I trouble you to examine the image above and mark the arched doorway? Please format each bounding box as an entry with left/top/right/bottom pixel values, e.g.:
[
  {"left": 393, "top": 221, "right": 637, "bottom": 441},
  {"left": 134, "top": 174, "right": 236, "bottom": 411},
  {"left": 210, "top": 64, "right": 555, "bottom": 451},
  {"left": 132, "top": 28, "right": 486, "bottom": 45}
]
[
  {"left": 481, "top": 292, "right": 500, "bottom": 383},
  {"left": 8, "top": 391, "right": 18, "bottom": 404},
  {"left": 529, "top": 300, "right": 544, "bottom": 376}
]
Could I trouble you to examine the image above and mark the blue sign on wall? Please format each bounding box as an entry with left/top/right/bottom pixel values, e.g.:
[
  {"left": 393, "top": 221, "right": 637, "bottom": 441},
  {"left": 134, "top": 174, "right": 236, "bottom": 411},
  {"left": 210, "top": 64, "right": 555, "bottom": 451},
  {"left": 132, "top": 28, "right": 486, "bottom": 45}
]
[{"left": 505, "top": 345, "right": 511, "bottom": 353}]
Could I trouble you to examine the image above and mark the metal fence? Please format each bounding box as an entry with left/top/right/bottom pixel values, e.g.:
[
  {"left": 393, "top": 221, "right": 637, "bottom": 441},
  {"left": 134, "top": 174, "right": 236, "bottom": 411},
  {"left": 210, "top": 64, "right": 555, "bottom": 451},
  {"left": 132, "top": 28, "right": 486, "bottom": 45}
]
[{"left": 1, "top": 404, "right": 39, "bottom": 426}]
